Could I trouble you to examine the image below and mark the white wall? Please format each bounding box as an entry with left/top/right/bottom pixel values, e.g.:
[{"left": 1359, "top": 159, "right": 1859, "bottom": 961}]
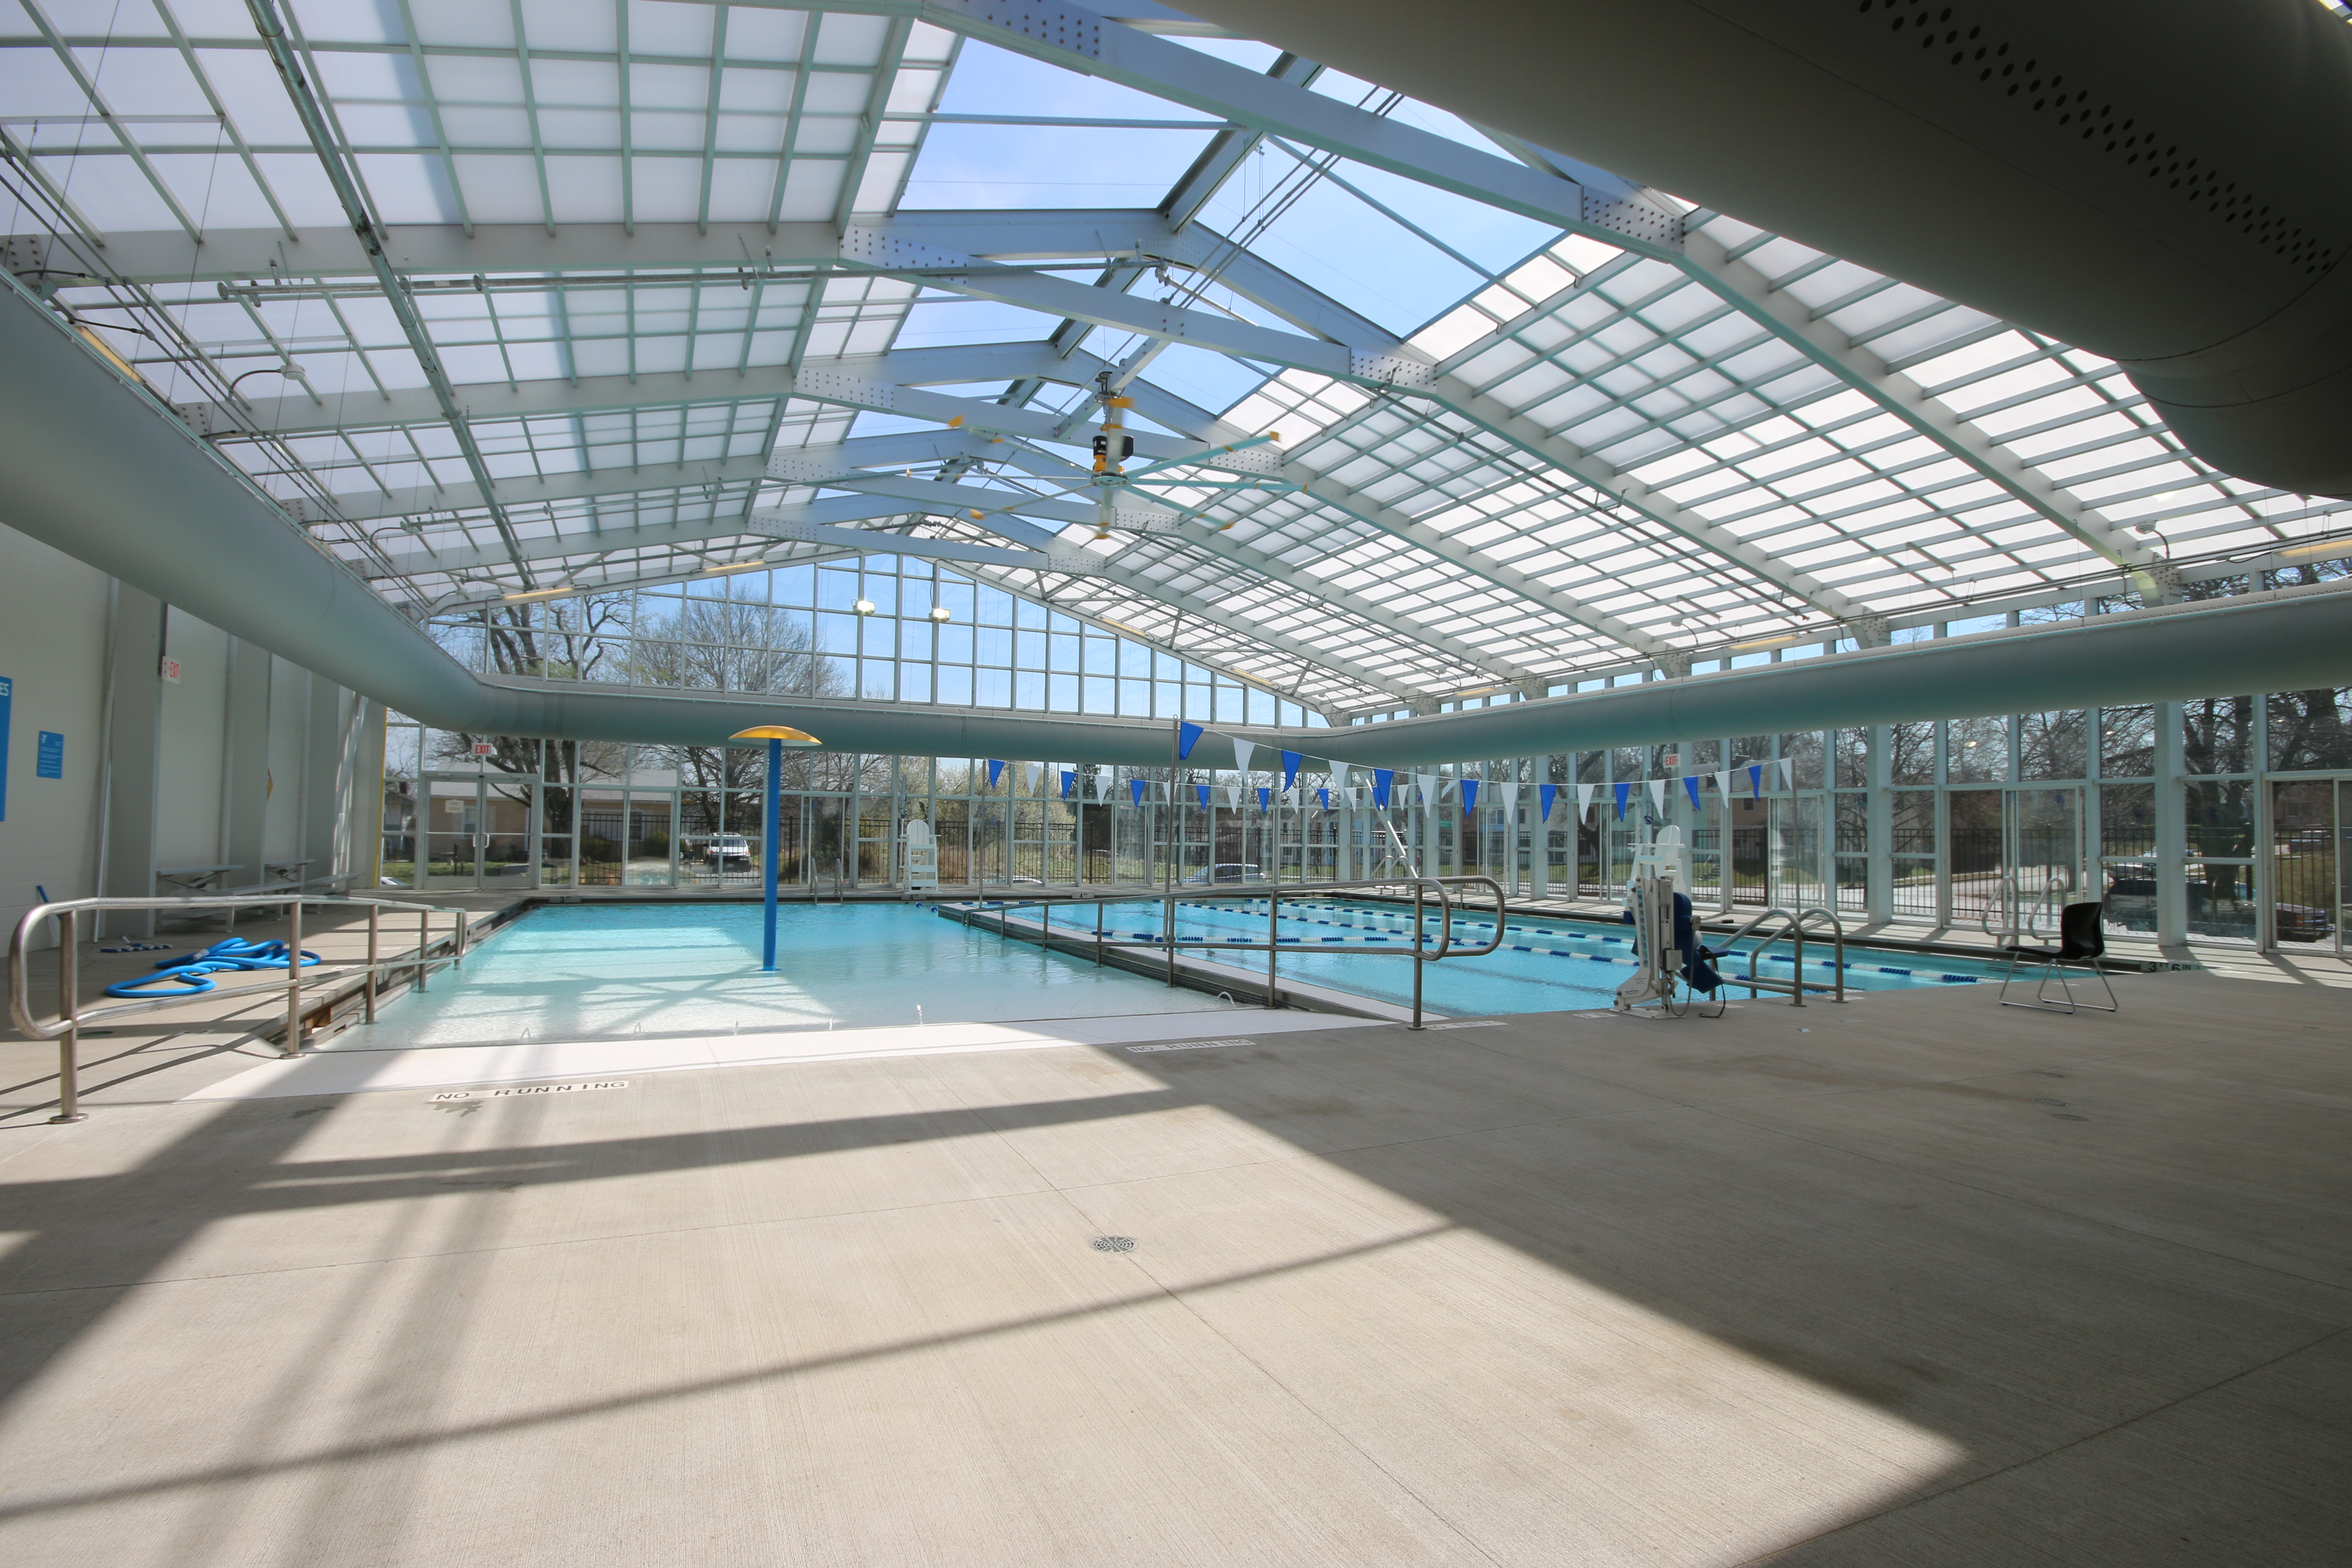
[
  {"left": 0, "top": 521, "right": 366, "bottom": 949},
  {"left": 0, "top": 526, "right": 111, "bottom": 940},
  {"left": 266, "top": 655, "right": 306, "bottom": 863},
  {"left": 156, "top": 607, "right": 229, "bottom": 870}
]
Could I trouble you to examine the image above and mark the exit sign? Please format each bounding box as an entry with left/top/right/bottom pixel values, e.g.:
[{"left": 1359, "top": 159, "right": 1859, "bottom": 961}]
[
  {"left": 159, "top": 656, "right": 182, "bottom": 683},
  {"left": 471, "top": 742, "right": 494, "bottom": 756}
]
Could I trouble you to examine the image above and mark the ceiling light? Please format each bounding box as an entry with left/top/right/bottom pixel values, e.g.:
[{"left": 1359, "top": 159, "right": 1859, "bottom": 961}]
[
  {"left": 928, "top": 605, "right": 951, "bottom": 622},
  {"left": 853, "top": 599, "right": 877, "bottom": 616}
]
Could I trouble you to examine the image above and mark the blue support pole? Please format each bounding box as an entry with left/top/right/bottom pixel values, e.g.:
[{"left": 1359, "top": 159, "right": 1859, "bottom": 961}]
[{"left": 763, "top": 736, "right": 781, "bottom": 971}]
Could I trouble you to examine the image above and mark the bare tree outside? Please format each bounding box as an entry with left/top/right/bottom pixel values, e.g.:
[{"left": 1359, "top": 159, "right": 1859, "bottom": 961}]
[{"left": 623, "top": 595, "right": 847, "bottom": 790}]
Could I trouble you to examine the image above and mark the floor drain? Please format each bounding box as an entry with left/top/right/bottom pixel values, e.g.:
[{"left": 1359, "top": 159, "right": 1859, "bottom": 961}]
[{"left": 1090, "top": 1235, "right": 1137, "bottom": 1254}]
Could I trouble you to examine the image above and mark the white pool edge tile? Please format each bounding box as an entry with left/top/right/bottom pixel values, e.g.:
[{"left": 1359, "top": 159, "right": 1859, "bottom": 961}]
[{"left": 181, "top": 1009, "right": 1389, "bottom": 1101}]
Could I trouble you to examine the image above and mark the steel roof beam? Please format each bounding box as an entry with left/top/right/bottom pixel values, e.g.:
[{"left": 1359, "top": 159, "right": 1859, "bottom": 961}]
[
  {"left": 916, "top": 0, "right": 1676, "bottom": 250},
  {"left": 838, "top": 452, "right": 1540, "bottom": 686},
  {"left": 793, "top": 351, "right": 1678, "bottom": 659},
  {"left": 1675, "top": 227, "right": 2163, "bottom": 582},
  {"left": 319, "top": 453, "right": 772, "bottom": 524},
  {"left": 8, "top": 210, "right": 1194, "bottom": 286}
]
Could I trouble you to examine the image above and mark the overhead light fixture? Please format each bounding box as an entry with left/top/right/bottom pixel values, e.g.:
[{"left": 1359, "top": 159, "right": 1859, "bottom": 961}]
[
  {"left": 2278, "top": 536, "right": 2351, "bottom": 561},
  {"left": 928, "top": 605, "right": 951, "bottom": 622},
  {"left": 853, "top": 598, "right": 877, "bottom": 616}
]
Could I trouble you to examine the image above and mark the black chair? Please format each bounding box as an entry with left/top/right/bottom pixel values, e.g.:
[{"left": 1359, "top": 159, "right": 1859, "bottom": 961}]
[{"left": 1999, "top": 900, "right": 2119, "bottom": 1013}]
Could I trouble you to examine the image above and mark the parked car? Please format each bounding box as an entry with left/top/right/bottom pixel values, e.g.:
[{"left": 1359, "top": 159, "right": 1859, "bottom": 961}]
[
  {"left": 704, "top": 834, "right": 752, "bottom": 867},
  {"left": 1182, "top": 863, "right": 1264, "bottom": 885},
  {"left": 2275, "top": 903, "right": 2337, "bottom": 943}
]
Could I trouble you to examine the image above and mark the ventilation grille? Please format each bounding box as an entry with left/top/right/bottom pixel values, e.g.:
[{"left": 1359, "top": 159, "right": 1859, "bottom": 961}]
[{"left": 1858, "top": 1, "right": 2336, "bottom": 277}]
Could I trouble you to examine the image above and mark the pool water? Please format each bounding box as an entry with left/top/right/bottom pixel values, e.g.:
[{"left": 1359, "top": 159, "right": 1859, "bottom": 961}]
[
  {"left": 343, "top": 902, "right": 1237, "bottom": 1049},
  {"left": 1014, "top": 896, "right": 2003, "bottom": 1017}
]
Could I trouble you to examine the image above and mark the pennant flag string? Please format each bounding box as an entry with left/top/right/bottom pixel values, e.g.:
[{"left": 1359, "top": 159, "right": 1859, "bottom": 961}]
[
  {"left": 1176, "top": 721, "right": 1205, "bottom": 760},
  {"left": 1130, "top": 778, "right": 1146, "bottom": 806},
  {"left": 1613, "top": 781, "right": 1629, "bottom": 819},
  {"left": 1460, "top": 778, "right": 1480, "bottom": 812},
  {"left": 1538, "top": 782, "right": 1557, "bottom": 822},
  {"left": 986, "top": 759, "right": 1005, "bottom": 788},
  {"left": 1280, "top": 750, "right": 1302, "bottom": 791},
  {"left": 1684, "top": 776, "right": 1702, "bottom": 811}
]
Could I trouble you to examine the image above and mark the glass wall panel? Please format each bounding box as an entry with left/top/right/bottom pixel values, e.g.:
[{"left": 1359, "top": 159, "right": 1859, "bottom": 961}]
[
  {"left": 1770, "top": 795, "right": 1825, "bottom": 909},
  {"left": 626, "top": 795, "right": 675, "bottom": 887},
  {"left": 1890, "top": 790, "right": 1936, "bottom": 919},
  {"left": 1780, "top": 730, "right": 1825, "bottom": 790},
  {"left": 483, "top": 783, "right": 533, "bottom": 885},
  {"left": 2181, "top": 695, "right": 2257, "bottom": 776},
  {"left": 580, "top": 790, "right": 624, "bottom": 885},
  {"left": 1888, "top": 722, "right": 1936, "bottom": 785},
  {"left": 2185, "top": 860, "right": 2258, "bottom": 941},
  {"left": 1948, "top": 717, "right": 2007, "bottom": 782},
  {"left": 2018, "top": 711, "right": 2087, "bottom": 781},
  {"left": 2184, "top": 780, "right": 2257, "bottom": 859},
  {"left": 1947, "top": 788, "right": 2003, "bottom": 922},
  {"left": 1728, "top": 791, "right": 1766, "bottom": 906},
  {"left": 381, "top": 778, "right": 417, "bottom": 888},
  {"left": 2100, "top": 784, "right": 2156, "bottom": 861},
  {"left": 2268, "top": 688, "right": 2352, "bottom": 771},
  {"left": 2268, "top": 781, "right": 2338, "bottom": 948},
  {"left": 1834, "top": 729, "right": 1869, "bottom": 789},
  {"left": 677, "top": 791, "right": 723, "bottom": 887},
  {"left": 2099, "top": 705, "right": 2155, "bottom": 778}
]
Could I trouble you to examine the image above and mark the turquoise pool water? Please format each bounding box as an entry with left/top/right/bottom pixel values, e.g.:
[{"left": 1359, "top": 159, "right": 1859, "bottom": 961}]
[
  {"left": 342, "top": 902, "right": 1237, "bottom": 1049},
  {"left": 1010, "top": 895, "right": 2004, "bottom": 1016}
]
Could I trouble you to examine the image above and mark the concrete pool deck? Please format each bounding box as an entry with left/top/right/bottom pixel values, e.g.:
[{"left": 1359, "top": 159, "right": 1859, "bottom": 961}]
[{"left": 0, "top": 966, "right": 2345, "bottom": 1565}]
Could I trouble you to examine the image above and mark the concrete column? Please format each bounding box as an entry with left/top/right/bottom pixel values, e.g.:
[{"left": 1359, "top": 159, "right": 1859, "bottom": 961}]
[
  {"left": 98, "top": 587, "right": 166, "bottom": 938},
  {"left": 299, "top": 675, "right": 349, "bottom": 883},
  {"left": 1529, "top": 758, "right": 1550, "bottom": 902},
  {"left": 220, "top": 638, "right": 271, "bottom": 887},
  {"left": 2155, "top": 700, "right": 2187, "bottom": 945},
  {"left": 344, "top": 699, "right": 384, "bottom": 886},
  {"left": 1866, "top": 724, "right": 1894, "bottom": 923}
]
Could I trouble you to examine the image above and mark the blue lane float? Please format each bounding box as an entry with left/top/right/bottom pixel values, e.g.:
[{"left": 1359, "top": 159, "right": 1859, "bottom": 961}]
[{"left": 104, "top": 937, "right": 322, "bottom": 999}]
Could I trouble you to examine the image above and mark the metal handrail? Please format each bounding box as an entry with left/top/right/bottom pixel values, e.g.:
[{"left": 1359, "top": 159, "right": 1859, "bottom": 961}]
[
  {"left": 9, "top": 893, "right": 474, "bottom": 1124},
  {"left": 949, "top": 876, "right": 1505, "bottom": 1029},
  {"left": 1711, "top": 902, "right": 1847, "bottom": 1006}
]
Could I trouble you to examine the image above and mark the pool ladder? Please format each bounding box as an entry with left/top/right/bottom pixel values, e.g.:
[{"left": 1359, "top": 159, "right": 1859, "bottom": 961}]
[
  {"left": 947, "top": 875, "right": 1504, "bottom": 1029},
  {"left": 1712, "top": 905, "right": 1847, "bottom": 1005},
  {"left": 9, "top": 892, "right": 475, "bottom": 1123}
]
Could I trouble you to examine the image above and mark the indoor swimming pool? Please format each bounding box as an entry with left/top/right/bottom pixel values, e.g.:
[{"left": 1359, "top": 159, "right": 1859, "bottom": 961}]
[
  {"left": 337, "top": 901, "right": 1239, "bottom": 1049},
  {"left": 1008, "top": 895, "right": 2007, "bottom": 1016},
  {"left": 340, "top": 896, "right": 2007, "bottom": 1053}
]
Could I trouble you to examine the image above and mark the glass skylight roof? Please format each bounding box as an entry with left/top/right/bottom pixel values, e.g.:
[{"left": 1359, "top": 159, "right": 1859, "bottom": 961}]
[{"left": 6, "top": 0, "right": 2348, "bottom": 722}]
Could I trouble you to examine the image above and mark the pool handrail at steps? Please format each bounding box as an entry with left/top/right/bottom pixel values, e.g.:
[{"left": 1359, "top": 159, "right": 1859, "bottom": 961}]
[
  {"left": 1713, "top": 904, "right": 1848, "bottom": 1005},
  {"left": 9, "top": 894, "right": 475, "bottom": 1124},
  {"left": 945, "top": 876, "right": 1506, "bottom": 1030}
]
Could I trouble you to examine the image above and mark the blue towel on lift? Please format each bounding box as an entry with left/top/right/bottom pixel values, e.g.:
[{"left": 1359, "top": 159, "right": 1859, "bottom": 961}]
[{"left": 1620, "top": 891, "right": 1724, "bottom": 993}]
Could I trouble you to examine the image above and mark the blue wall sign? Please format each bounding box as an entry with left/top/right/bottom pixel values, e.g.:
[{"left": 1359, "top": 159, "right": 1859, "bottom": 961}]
[{"left": 37, "top": 731, "right": 63, "bottom": 779}]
